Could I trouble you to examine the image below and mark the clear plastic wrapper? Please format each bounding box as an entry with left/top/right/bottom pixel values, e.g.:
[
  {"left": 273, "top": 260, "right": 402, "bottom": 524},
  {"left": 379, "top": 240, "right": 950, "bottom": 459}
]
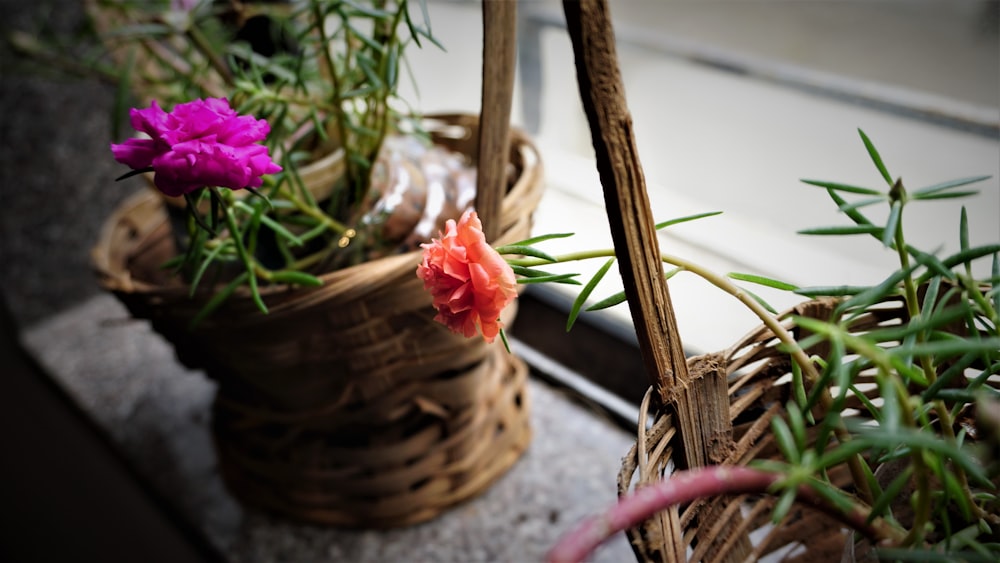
[{"left": 360, "top": 134, "right": 478, "bottom": 257}]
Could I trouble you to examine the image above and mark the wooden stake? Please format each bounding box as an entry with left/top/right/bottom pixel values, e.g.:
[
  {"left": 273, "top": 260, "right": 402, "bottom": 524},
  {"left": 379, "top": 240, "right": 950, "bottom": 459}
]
[
  {"left": 476, "top": 0, "right": 518, "bottom": 242},
  {"left": 561, "top": 0, "right": 689, "bottom": 403}
]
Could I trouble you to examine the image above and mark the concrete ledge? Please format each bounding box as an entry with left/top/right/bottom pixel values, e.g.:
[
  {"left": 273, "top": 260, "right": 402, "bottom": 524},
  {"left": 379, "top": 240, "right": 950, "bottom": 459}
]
[{"left": 23, "top": 294, "right": 635, "bottom": 562}]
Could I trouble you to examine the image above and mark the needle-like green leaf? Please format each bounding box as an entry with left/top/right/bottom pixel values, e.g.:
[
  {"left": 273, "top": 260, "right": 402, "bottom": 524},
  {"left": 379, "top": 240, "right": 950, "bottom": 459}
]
[
  {"left": 911, "top": 175, "right": 991, "bottom": 197},
  {"left": 493, "top": 245, "right": 558, "bottom": 263},
  {"left": 567, "top": 258, "right": 615, "bottom": 331},
  {"left": 801, "top": 179, "right": 883, "bottom": 196},
  {"left": 881, "top": 200, "right": 902, "bottom": 248},
  {"left": 798, "top": 225, "right": 883, "bottom": 236},
  {"left": 505, "top": 232, "right": 574, "bottom": 247},
  {"left": 269, "top": 271, "right": 323, "bottom": 287},
  {"left": 728, "top": 272, "right": 799, "bottom": 291},
  {"left": 654, "top": 211, "right": 722, "bottom": 230},
  {"left": 516, "top": 273, "right": 581, "bottom": 285},
  {"left": 190, "top": 272, "right": 249, "bottom": 328},
  {"left": 858, "top": 129, "right": 893, "bottom": 186},
  {"left": 586, "top": 291, "right": 627, "bottom": 312}
]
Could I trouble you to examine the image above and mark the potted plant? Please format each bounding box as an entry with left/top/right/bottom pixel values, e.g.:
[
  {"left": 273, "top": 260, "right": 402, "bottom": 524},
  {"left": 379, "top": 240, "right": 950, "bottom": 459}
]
[
  {"left": 532, "top": 131, "right": 999, "bottom": 560},
  {"left": 426, "top": 125, "right": 998, "bottom": 561},
  {"left": 536, "top": 0, "right": 999, "bottom": 557},
  {"left": 69, "top": 0, "right": 544, "bottom": 528},
  {"left": 408, "top": 0, "right": 998, "bottom": 558}
]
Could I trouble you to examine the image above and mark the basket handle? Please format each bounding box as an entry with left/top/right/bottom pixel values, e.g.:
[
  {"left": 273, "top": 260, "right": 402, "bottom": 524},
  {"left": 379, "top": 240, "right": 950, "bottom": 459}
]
[
  {"left": 562, "top": 0, "right": 689, "bottom": 404},
  {"left": 476, "top": 0, "right": 518, "bottom": 242}
]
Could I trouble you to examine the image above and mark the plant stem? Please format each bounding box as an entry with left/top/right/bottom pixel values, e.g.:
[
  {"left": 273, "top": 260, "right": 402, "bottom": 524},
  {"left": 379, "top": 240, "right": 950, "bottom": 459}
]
[
  {"left": 214, "top": 188, "right": 267, "bottom": 314},
  {"left": 312, "top": 0, "right": 354, "bottom": 190},
  {"left": 661, "top": 251, "right": 875, "bottom": 504},
  {"left": 275, "top": 187, "right": 348, "bottom": 234},
  {"left": 891, "top": 186, "right": 982, "bottom": 529},
  {"left": 512, "top": 248, "right": 874, "bottom": 503},
  {"left": 511, "top": 249, "right": 821, "bottom": 392},
  {"left": 374, "top": 2, "right": 406, "bottom": 152},
  {"left": 186, "top": 22, "right": 233, "bottom": 87},
  {"left": 545, "top": 465, "right": 905, "bottom": 563}
]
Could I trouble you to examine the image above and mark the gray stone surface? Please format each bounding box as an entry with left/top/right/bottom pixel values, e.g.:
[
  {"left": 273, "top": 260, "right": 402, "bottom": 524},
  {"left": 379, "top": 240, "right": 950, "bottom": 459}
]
[
  {"left": 24, "top": 294, "right": 636, "bottom": 562},
  {"left": 3, "top": 2, "right": 639, "bottom": 559},
  {"left": 1, "top": 0, "right": 139, "bottom": 327}
]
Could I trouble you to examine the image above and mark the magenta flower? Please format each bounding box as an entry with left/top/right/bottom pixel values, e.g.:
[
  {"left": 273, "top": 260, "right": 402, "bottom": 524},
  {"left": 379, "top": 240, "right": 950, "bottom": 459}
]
[{"left": 110, "top": 98, "right": 282, "bottom": 197}]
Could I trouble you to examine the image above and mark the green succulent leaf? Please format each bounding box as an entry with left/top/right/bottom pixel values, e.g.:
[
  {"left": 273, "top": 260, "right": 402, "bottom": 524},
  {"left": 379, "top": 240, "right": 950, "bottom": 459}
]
[
  {"left": 567, "top": 258, "right": 615, "bottom": 331},
  {"left": 190, "top": 272, "right": 249, "bottom": 328},
  {"left": 790, "top": 360, "right": 812, "bottom": 423},
  {"left": 912, "top": 190, "right": 981, "bottom": 201},
  {"left": 771, "top": 488, "right": 797, "bottom": 525},
  {"left": 586, "top": 291, "right": 627, "bottom": 312},
  {"left": 960, "top": 207, "right": 971, "bottom": 255},
  {"left": 771, "top": 414, "right": 800, "bottom": 464},
  {"left": 797, "top": 225, "right": 884, "bottom": 236},
  {"left": 858, "top": 129, "right": 893, "bottom": 186},
  {"left": 867, "top": 463, "right": 914, "bottom": 521},
  {"left": 801, "top": 179, "right": 883, "bottom": 196},
  {"left": 845, "top": 424, "right": 992, "bottom": 487},
  {"left": 993, "top": 253, "right": 999, "bottom": 316},
  {"left": 827, "top": 188, "right": 877, "bottom": 228},
  {"left": 188, "top": 243, "right": 229, "bottom": 296},
  {"left": 795, "top": 285, "right": 869, "bottom": 297},
  {"left": 918, "top": 244, "right": 1000, "bottom": 284},
  {"left": 342, "top": 0, "right": 393, "bottom": 18},
  {"left": 881, "top": 200, "right": 902, "bottom": 248},
  {"left": 269, "top": 271, "right": 323, "bottom": 287},
  {"left": 836, "top": 196, "right": 888, "bottom": 214},
  {"left": 506, "top": 232, "right": 574, "bottom": 247},
  {"left": 849, "top": 383, "right": 881, "bottom": 421},
  {"left": 493, "top": 245, "right": 558, "bottom": 263},
  {"left": 742, "top": 286, "right": 778, "bottom": 314},
  {"left": 499, "top": 327, "right": 511, "bottom": 354},
  {"left": 516, "top": 273, "right": 582, "bottom": 285},
  {"left": 511, "top": 265, "right": 562, "bottom": 278},
  {"left": 654, "top": 211, "right": 722, "bottom": 230},
  {"left": 728, "top": 272, "right": 799, "bottom": 291},
  {"left": 890, "top": 337, "right": 1000, "bottom": 360},
  {"left": 911, "top": 175, "right": 991, "bottom": 197}
]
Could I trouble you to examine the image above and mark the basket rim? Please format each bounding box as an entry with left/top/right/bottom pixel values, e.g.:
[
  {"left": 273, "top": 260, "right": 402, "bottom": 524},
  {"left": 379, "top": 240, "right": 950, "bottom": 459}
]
[{"left": 92, "top": 113, "right": 544, "bottom": 309}]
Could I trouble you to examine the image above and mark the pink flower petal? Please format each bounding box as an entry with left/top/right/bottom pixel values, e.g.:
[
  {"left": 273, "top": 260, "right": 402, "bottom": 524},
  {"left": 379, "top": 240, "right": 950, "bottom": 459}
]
[
  {"left": 417, "top": 209, "right": 516, "bottom": 343},
  {"left": 110, "top": 98, "right": 281, "bottom": 197}
]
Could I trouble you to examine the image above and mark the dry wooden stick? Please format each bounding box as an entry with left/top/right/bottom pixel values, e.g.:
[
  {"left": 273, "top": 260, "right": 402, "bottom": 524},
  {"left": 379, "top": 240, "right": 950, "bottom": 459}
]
[
  {"left": 561, "top": 0, "right": 689, "bottom": 402},
  {"left": 476, "top": 0, "right": 518, "bottom": 242}
]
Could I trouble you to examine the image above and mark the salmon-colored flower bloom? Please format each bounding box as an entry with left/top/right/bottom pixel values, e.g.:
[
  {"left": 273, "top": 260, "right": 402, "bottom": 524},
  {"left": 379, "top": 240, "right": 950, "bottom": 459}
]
[
  {"left": 110, "top": 98, "right": 281, "bottom": 197},
  {"left": 417, "top": 210, "right": 517, "bottom": 343}
]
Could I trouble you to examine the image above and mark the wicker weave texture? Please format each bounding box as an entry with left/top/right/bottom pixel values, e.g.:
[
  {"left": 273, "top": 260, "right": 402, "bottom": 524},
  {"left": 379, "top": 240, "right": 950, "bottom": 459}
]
[
  {"left": 618, "top": 296, "right": 996, "bottom": 562},
  {"left": 93, "top": 115, "right": 543, "bottom": 527}
]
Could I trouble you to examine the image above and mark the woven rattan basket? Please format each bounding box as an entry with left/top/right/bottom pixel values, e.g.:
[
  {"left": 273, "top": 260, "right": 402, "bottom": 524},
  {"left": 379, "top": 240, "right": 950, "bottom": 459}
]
[
  {"left": 553, "top": 1, "right": 998, "bottom": 560},
  {"left": 616, "top": 292, "right": 997, "bottom": 562},
  {"left": 617, "top": 298, "right": 893, "bottom": 562},
  {"left": 92, "top": 114, "right": 542, "bottom": 527}
]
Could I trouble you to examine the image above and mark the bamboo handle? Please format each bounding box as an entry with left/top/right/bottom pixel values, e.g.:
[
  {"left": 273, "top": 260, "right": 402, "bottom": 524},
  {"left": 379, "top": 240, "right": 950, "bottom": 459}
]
[
  {"left": 476, "top": 0, "right": 518, "bottom": 242},
  {"left": 562, "top": 0, "right": 689, "bottom": 403}
]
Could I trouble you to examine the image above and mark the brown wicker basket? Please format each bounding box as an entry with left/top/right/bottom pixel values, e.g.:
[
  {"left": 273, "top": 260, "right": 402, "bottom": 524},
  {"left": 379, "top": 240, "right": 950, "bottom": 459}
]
[
  {"left": 92, "top": 114, "right": 543, "bottom": 527},
  {"left": 617, "top": 298, "right": 882, "bottom": 562},
  {"left": 553, "top": 1, "right": 998, "bottom": 560},
  {"left": 616, "top": 292, "right": 997, "bottom": 562}
]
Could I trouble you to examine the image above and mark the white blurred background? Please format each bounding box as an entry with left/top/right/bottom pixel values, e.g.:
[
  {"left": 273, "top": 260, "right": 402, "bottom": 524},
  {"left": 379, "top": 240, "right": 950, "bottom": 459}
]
[{"left": 405, "top": 0, "right": 999, "bottom": 353}]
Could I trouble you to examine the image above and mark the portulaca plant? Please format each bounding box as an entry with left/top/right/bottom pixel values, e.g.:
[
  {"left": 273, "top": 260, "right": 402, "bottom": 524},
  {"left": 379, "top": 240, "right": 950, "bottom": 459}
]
[
  {"left": 81, "top": 0, "right": 458, "bottom": 321},
  {"left": 416, "top": 131, "right": 1000, "bottom": 561}
]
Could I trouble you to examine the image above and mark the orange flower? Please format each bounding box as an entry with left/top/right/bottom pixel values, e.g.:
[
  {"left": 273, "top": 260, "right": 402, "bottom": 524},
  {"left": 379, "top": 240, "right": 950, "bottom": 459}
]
[{"left": 417, "top": 210, "right": 517, "bottom": 343}]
